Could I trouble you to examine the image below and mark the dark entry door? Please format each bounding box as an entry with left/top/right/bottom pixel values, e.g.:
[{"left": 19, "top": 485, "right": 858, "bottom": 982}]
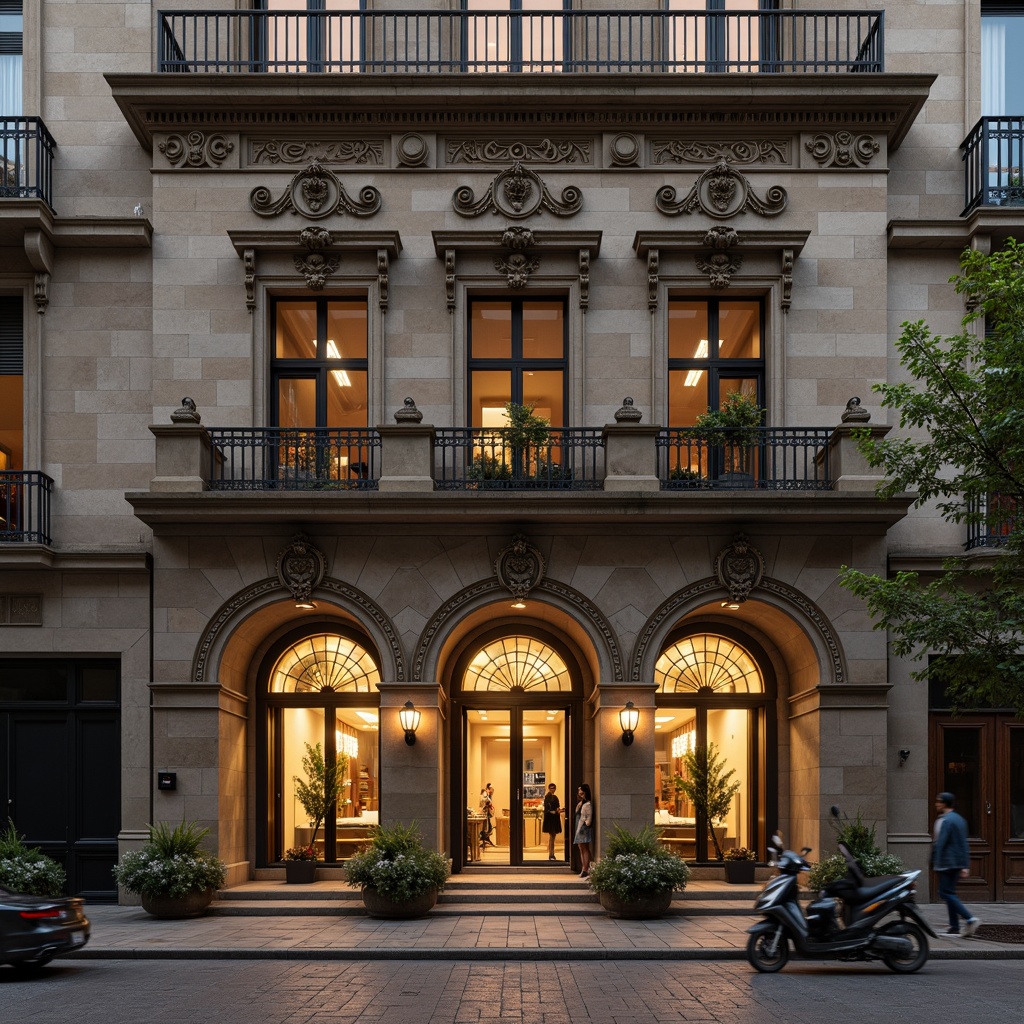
[{"left": 931, "top": 714, "right": 1024, "bottom": 901}]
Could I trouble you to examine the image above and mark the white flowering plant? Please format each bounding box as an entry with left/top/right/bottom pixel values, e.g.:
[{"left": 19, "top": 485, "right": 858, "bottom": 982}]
[
  {"left": 113, "top": 821, "right": 227, "bottom": 900},
  {"left": 0, "top": 819, "right": 66, "bottom": 897},
  {"left": 345, "top": 822, "right": 450, "bottom": 902},
  {"left": 587, "top": 824, "right": 690, "bottom": 902}
]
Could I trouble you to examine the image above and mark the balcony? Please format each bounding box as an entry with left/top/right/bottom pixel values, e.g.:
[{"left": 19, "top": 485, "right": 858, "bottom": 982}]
[
  {"left": 0, "top": 118, "right": 57, "bottom": 212},
  {"left": 961, "top": 117, "right": 1024, "bottom": 216},
  {"left": 157, "top": 9, "right": 884, "bottom": 75},
  {"left": 965, "top": 494, "right": 1017, "bottom": 551},
  {"left": 0, "top": 471, "right": 54, "bottom": 545}
]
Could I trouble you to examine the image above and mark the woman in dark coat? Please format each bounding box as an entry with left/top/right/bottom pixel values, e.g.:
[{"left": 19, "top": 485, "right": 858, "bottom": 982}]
[{"left": 542, "top": 783, "right": 563, "bottom": 861}]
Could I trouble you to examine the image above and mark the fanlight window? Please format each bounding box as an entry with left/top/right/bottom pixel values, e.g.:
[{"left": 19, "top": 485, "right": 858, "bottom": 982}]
[
  {"left": 270, "top": 633, "right": 381, "bottom": 693},
  {"left": 462, "top": 636, "right": 572, "bottom": 692},
  {"left": 655, "top": 634, "right": 762, "bottom": 694}
]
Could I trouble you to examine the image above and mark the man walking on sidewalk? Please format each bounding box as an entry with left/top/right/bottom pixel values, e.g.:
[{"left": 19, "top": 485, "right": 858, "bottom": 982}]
[{"left": 931, "top": 791, "right": 981, "bottom": 937}]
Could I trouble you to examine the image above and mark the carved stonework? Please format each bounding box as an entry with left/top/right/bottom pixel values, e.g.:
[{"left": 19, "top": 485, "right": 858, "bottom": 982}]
[
  {"left": 453, "top": 161, "right": 583, "bottom": 219},
  {"left": 377, "top": 248, "right": 390, "bottom": 312},
  {"left": 609, "top": 133, "right": 641, "bottom": 167},
  {"left": 495, "top": 251, "right": 541, "bottom": 289},
  {"left": 647, "top": 249, "right": 659, "bottom": 312},
  {"left": 249, "top": 139, "right": 384, "bottom": 165},
  {"left": 501, "top": 227, "right": 534, "bottom": 249},
  {"left": 579, "top": 248, "right": 590, "bottom": 311},
  {"left": 0, "top": 594, "right": 43, "bottom": 626},
  {"left": 276, "top": 534, "right": 327, "bottom": 604},
  {"left": 656, "top": 159, "right": 787, "bottom": 219},
  {"left": 805, "top": 131, "right": 880, "bottom": 169},
  {"left": 495, "top": 535, "right": 546, "bottom": 605},
  {"left": 159, "top": 131, "right": 234, "bottom": 169},
  {"left": 243, "top": 249, "right": 256, "bottom": 312},
  {"left": 250, "top": 160, "right": 382, "bottom": 219},
  {"left": 704, "top": 225, "right": 739, "bottom": 249},
  {"left": 652, "top": 139, "right": 788, "bottom": 165},
  {"left": 396, "top": 133, "right": 429, "bottom": 167},
  {"left": 394, "top": 397, "right": 423, "bottom": 424},
  {"left": 842, "top": 396, "right": 871, "bottom": 423},
  {"left": 614, "top": 397, "right": 643, "bottom": 423},
  {"left": 695, "top": 251, "right": 742, "bottom": 288},
  {"left": 714, "top": 534, "right": 765, "bottom": 605},
  {"left": 293, "top": 227, "right": 340, "bottom": 290},
  {"left": 448, "top": 138, "right": 591, "bottom": 165},
  {"left": 445, "top": 249, "right": 456, "bottom": 312},
  {"left": 781, "top": 248, "right": 794, "bottom": 312},
  {"left": 171, "top": 397, "right": 201, "bottom": 424},
  {"left": 33, "top": 273, "right": 48, "bottom": 314}
]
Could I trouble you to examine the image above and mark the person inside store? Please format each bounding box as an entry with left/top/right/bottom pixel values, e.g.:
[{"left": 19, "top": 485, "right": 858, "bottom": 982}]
[
  {"left": 542, "top": 783, "right": 564, "bottom": 861},
  {"left": 480, "top": 782, "right": 495, "bottom": 847}
]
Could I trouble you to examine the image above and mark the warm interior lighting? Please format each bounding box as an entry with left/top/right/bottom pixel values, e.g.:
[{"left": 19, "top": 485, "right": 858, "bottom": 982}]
[
  {"left": 355, "top": 710, "right": 379, "bottom": 725},
  {"left": 294, "top": 599, "right": 317, "bottom": 610},
  {"left": 720, "top": 600, "right": 741, "bottom": 610},
  {"left": 511, "top": 600, "right": 526, "bottom": 609},
  {"left": 399, "top": 700, "right": 421, "bottom": 746},
  {"left": 619, "top": 701, "right": 639, "bottom": 746}
]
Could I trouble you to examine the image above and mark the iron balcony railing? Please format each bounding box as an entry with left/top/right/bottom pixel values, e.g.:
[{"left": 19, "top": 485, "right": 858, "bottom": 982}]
[
  {"left": 965, "top": 494, "right": 1017, "bottom": 551},
  {"left": 0, "top": 471, "right": 54, "bottom": 545},
  {"left": 0, "top": 117, "right": 57, "bottom": 211},
  {"left": 961, "top": 117, "right": 1024, "bottom": 216},
  {"left": 434, "top": 428, "right": 604, "bottom": 491},
  {"left": 657, "top": 427, "right": 832, "bottom": 490},
  {"left": 158, "top": 9, "right": 884, "bottom": 74},
  {"left": 207, "top": 427, "right": 380, "bottom": 490}
]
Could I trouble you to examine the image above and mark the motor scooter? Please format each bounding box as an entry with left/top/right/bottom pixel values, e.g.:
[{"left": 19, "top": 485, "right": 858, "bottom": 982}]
[{"left": 746, "top": 809, "right": 936, "bottom": 973}]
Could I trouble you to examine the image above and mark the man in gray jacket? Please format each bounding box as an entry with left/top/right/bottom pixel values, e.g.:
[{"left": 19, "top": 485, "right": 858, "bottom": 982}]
[{"left": 931, "top": 792, "right": 981, "bottom": 937}]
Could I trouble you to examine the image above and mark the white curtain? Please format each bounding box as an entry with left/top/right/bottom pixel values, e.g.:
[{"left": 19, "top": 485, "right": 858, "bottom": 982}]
[{"left": 981, "top": 21, "right": 1005, "bottom": 117}]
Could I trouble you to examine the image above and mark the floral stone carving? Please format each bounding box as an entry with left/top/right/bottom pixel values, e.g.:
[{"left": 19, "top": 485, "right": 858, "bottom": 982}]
[
  {"left": 159, "top": 131, "right": 234, "bottom": 169},
  {"left": 294, "top": 227, "right": 340, "bottom": 290},
  {"left": 656, "top": 159, "right": 787, "bottom": 219},
  {"left": 714, "top": 534, "right": 765, "bottom": 605},
  {"left": 276, "top": 534, "right": 327, "bottom": 604},
  {"left": 805, "top": 132, "right": 879, "bottom": 169},
  {"left": 453, "top": 161, "right": 583, "bottom": 219},
  {"left": 250, "top": 160, "right": 382, "bottom": 219},
  {"left": 495, "top": 535, "right": 546, "bottom": 605}
]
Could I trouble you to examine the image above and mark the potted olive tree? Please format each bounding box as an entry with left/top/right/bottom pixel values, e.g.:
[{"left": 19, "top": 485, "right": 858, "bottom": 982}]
[
  {"left": 692, "top": 391, "right": 763, "bottom": 487},
  {"left": 290, "top": 741, "right": 347, "bottom": 882},
  {"left": 468, "top": 402, "right": 551, "bottom": 486},
  {"left": 674, "top": 742, "right": 741, "bottom": 863}
]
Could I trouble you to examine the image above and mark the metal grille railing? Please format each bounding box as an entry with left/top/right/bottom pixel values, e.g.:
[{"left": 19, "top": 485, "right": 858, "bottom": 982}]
[
  {"left": 0, "top": 471, "right": 54, "bottom": 544},
  {"left": 656, "top": 427, "right": 832, "bottom": 490},
  {"left": 0, "top": 117, "right": 57, "bottom": 211},
  {"left": 207, "top": 428, "right": 380, "bottom": 490},
  {"left": 434, "top": 427, "right": 604, "bottom": 491},
  {"left": 965, "top": 494, "right": 1017, "bottom": 551},
  {"left": 961, "top": 117, "right": 1024, "bottom": 216},
  {"left": 157, "top": 9, "right": 884, "bottom": 74}
]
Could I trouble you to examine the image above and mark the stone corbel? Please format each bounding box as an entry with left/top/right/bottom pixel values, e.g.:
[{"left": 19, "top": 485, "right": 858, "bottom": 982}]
[
  {"left": 781, "top": 248, "right": 794, "bottom": 312},
  {"left": 445, "top": 249, "right": 456, "bottom": 312},
  {"left": 579, "top": 249, "right": 590, "bottom": 312},
  {"left": 377, "top": 248, "right": 390, "bottom": 312},
  {"left": 647, "top": 249, "right": 659, "bottom": 312},
  {"left": 243, "top": 249, "right": 256, "bottom": 312},
  {"left": 24, "top": 229, "right": 54, "bottom": 314}
]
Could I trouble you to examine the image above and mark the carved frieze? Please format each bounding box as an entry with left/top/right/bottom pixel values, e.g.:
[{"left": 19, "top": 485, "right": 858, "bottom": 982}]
[
  {"left": 714, "top": 534, "right": 765, "bottom": 605},
  {"left": 0, "top": 594, "right": 43, "bottom": 626},
  {"left": 805, "top": 131, "right": 880, "bottom": 168},
  {"left": 655, "top": 159, "right": 787, "bottom": 219},
  {"left": 447, "top": 138, "right": 591, "bottom": 165},
  {"left": 652, "top": 139, "right": 788, "bottom": 165},
  {"left": 453, "top": 161, "right": 583, "bottom": 219},
  {"left": 159, "top": 131, "right": 235, "bottom": 169},
  {"left": 495, "top": 535, "right": 546, "bottom": 605},
  {"left": 294, "top": 227, "right": 340, "bottom": 290},
  {"left": 276, "top": 534, "right": 327, "bottom": 605},
  {"left": 250, "top": 160, "right": 382, "bottom": 219},
  {"left": 249, "top": 139, "right": 384, "bottom": 165}
]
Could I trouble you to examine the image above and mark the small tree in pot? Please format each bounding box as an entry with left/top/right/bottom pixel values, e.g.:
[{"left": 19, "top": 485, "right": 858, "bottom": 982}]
[
  {"left": 294, "top": 742, "right": 347, "bottom": 850},
  {"left": 675, "top": 742, "right": 741, "bottom": 861}
]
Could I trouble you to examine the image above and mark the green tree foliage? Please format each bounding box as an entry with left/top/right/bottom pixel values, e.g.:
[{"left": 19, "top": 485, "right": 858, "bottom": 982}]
[
  {"left": 675, "top": 743, "right": 741, "bottom": 860},
  {"left": 294, "top": 742, "right": 347, "bottom": 846},
  {"left": 839, "top": 240, "right": 1024, "bottom": 713}
]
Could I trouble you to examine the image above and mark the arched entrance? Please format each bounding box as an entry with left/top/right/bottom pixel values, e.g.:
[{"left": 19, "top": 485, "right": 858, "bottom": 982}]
[
  {"left": 448, "top": 626, "right": 586, "bottom": 870},
  {"left": 654, "top": 629, "right": 776, "bottom": 861},
  {"left": 256, "top": 625, "right": 382, "bottom": 866}
]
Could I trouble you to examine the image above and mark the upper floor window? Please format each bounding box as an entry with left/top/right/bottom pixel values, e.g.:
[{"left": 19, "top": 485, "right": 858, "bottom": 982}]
[
  {"left": 0, "top": 0, "right": 22, "bottom": 114},
  {"left": 982, "top": 2, "right": 1024, "bottom": 115},
  {"left": 666, "top": 0, "right": 777, "bottom": 72},
  {"left": 463, "top": 0, "right": 569, "bottom": 72},
  {"left": 272, "top": 297, "right": 368, "bottom": 428},
  {"left": 667, "top": 298, "right": 762, "bottom": 426},
  {"left": 0, "top": 295, "right": 22, "bottom": 469},
  {"left": 468, "top": 298, "right": 566, "bottom": 427},
  {"left": 257, "top": 0, "right": 363, "bottom": 73}
]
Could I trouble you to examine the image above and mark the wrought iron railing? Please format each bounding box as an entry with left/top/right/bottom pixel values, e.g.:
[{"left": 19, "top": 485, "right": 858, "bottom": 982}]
[
  {"left": 207, "top": 428, "right": 380, "bottom": 490},
  {"left": 961, "top": 117, "right": 1024, "bottom": 216},
  {"left": 0, "top": 471, "right": 54, "bottom": 544},
  {"left": 965, "top": 494, "right": 1017, "bottom": 551},
  {"left": 434, "top": 428, "right": 604, "bottom": 491},
  {"left": 0, "top": 117, "right": 57, "bottom": 211},
  {"left": 657, "top": 427, "right": 832, "bottom": 490},
  {"left": 157, "top": 9, "right": 884, "bottom": 74}
]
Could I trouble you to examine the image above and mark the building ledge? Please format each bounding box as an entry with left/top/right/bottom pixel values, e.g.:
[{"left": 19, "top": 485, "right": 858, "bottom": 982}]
[
  {"left": 888, "top": 209, "right": 1024, "bottom": 251},
  {"left": 0, "top": 545, "right": 151, "bottom": 571}
]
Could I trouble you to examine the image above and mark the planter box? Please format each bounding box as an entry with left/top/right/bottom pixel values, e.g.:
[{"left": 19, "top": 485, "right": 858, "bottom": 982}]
[
  {"left": 597, "top": 890, "right": 673, "bottom": 919},
  {"left": 285, "top": 860, "right": 317, "bottom": 884},
  {"left": 361, "top": 885, "right": 438, "bottom": 918},
  {"left": 724, "top": 860, "right": 757, "bottom": 884},
  {"left": 141, "top": 888, "right": 215, "bottom": 919}
]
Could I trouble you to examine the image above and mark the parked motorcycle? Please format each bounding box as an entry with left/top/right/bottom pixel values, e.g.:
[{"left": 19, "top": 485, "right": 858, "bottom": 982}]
[{"left": 746, "top": 809, "right": 936, "bottom": 973}]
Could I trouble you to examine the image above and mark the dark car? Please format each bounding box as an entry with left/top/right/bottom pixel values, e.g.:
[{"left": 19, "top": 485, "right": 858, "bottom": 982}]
[{"left": 0, "top": 886, "right": 90, "bottom": 971}]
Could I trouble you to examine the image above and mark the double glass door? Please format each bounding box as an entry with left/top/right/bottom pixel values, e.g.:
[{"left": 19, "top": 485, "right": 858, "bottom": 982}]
[{"left": 462, "top": 704, "right": 570, "bottom": 866}]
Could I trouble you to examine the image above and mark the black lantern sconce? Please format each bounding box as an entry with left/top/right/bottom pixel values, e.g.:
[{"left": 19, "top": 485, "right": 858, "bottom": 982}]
[
  {"left": 399, "top": 700, "right": 421, "bottom": 746},
  {"left": 619, "top": 701, "right": 639, "bottom": 746}
]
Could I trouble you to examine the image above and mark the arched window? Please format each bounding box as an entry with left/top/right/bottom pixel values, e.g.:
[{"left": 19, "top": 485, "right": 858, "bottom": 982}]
[
  {"left": 269, "top": 633, "right": 381, "bottom": 693},
  {"left": 462, "top": 635, "right": 572, "bottom": 692},
  {"left": 655, "top": 633, "right": 763, "bottom": 694}
]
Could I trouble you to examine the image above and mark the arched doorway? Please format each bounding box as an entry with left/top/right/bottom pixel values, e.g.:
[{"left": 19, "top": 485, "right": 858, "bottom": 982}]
[
  {"left": 256, "top": 626, "right": 382, "bottom": 866},
  {"left": 654, "top": 629, "right": 776, "bottom": 861},
  {"left": 448, "top": 627, "right": 586, "bottom": 870}
]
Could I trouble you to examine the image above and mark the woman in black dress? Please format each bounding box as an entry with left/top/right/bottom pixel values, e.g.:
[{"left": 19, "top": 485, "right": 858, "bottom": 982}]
[{"left": 542, "top": 783, "right": 563, "bottom": 860}]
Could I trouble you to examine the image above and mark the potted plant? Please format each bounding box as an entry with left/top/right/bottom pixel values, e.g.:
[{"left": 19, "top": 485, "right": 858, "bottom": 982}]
[
  {"left": 113, "top": 820, "right": 227, "bottom": 919},
  {"left": 282, "top": 843, "right": 317, "bottom": 884},
  {"left": 469, "top": 402, "right": 551, "bottom": 485},
  {"left": 0, "top": 819, "right": 66, "bottom": 896},
  {"left": 586, "top": 823, "right": 690, "bottom": 919},
  {"left": 292, "top": 740, "right": 347, "bottom": 867},
  {"left": 806, "top": 810, "right": 906, "bottom": 892},
  {"left": 723, "top": 846, "right": 758, "bottom": 884},
  {"left": 674, "top": 742, "right": 741, "bottom": 862},
  {"left": 345, "top": 822, "right": 450, "bottom": 918},
  {"left": 692, "top": 391, "right": 763, "bottom": 485}
]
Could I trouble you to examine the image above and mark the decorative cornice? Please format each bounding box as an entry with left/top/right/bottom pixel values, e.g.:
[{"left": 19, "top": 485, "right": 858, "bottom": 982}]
[
  {"left": 656, "top": 159, "right": 787, "bottom": 219},
  {"left": 250, "top": 160, "right": 382, "bottom": 219},
  {"left": 158, "top": 130, "right": 234, "bottom": 168},
  {"left": 805, "top": 131, "right": 880, "bottom": 168},
  {"left": 453, "top": 161, "right": 583, "bottom": 219},
  {"left": 652, "top": 139, "right": 789, "bottom": 165},
  {"left": 447, "top": 137, "right": 591, "bottom": 165},
  {"left": 249, "top": 138, "right": 384, "bottom": 165}
]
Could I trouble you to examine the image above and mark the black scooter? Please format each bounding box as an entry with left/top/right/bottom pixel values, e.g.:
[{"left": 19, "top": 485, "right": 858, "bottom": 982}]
[{"left": 746, "top": 811, "right": 936, "bottom": 973}]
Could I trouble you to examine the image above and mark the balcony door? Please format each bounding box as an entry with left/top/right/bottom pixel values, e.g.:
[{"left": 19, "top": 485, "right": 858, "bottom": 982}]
[{"left": 462, "top": 1, "right": 569, "bottom": 73}]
